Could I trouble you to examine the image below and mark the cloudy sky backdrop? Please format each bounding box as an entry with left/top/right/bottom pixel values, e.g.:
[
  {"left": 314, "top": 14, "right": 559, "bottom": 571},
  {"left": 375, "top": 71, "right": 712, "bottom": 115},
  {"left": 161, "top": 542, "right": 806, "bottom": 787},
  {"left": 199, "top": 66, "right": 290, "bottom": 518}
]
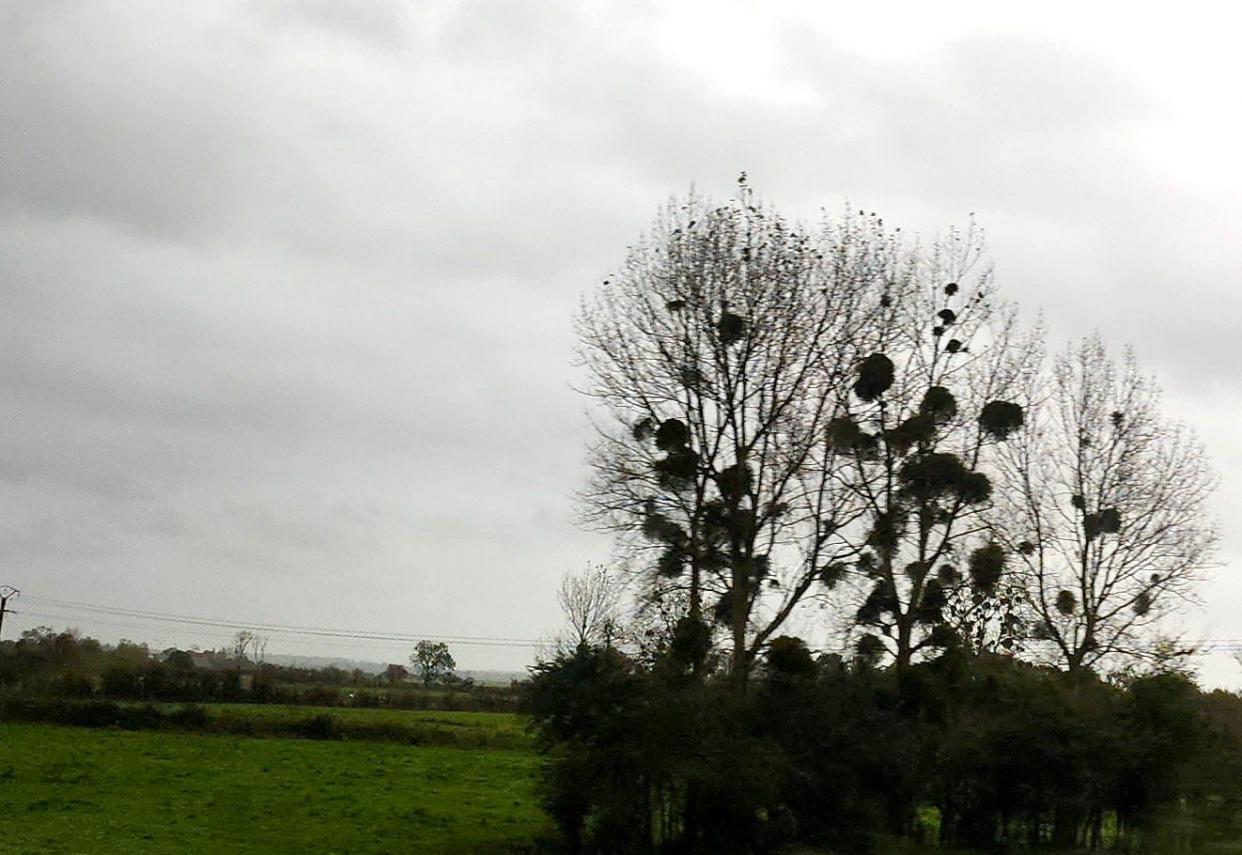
[{"left": 2, "top": 1, "right": 1240, "bottom": 681}]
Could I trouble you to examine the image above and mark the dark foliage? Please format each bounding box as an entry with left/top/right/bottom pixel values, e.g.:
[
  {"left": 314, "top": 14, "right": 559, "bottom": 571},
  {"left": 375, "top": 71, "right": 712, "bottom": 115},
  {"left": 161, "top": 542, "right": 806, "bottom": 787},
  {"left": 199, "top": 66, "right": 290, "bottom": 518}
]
[
  {"left": 528, "top": 642, "right": 1242, "bottom": 853},
  {"left": 978, "top": 399, "right": 1025, "bottom": 439},
  {"left": 854, "top": 353, "right": 896, "bottom": 402}
]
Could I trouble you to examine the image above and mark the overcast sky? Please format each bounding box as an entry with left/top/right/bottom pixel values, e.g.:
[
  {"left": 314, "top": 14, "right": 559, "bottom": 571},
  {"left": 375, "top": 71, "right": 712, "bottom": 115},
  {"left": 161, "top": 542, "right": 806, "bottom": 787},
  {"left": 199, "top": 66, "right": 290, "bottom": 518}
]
[{"left": 2, "top": 1, "right": 1240, "bottom": 681}]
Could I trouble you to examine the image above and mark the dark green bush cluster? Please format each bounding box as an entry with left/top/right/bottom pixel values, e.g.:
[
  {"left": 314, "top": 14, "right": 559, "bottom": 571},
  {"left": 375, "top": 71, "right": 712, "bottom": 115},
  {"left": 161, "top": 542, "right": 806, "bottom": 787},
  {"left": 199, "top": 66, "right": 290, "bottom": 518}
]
[{"left": 528, "top": 643, "right": 1242, "bottom": 853}]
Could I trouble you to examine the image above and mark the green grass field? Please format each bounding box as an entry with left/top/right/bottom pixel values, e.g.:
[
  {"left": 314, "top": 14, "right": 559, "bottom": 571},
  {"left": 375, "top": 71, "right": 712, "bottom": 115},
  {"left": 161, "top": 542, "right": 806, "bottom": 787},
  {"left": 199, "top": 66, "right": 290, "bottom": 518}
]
[
  {"left": 198, "top": 703, "right": 529, "bottom": 733},
  {"left": 0, "top": 719, "right": 547, "bottom": 854},
  {"left": 0, "top": 696, "right": 535, "bottom": 750},
  {"left": 165, "top": 702, "right": 533, "bottom": 748}
]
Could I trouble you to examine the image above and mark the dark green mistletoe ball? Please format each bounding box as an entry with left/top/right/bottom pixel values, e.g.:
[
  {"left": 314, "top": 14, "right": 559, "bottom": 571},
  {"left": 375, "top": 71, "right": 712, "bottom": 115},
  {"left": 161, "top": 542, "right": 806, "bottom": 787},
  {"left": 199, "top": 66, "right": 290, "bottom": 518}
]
[
  {"left": 979, "top": 400, "right": 1025, "bottom": 439},
  {"left": 854, "top": 353, "right": 895, "bottom": 402}
]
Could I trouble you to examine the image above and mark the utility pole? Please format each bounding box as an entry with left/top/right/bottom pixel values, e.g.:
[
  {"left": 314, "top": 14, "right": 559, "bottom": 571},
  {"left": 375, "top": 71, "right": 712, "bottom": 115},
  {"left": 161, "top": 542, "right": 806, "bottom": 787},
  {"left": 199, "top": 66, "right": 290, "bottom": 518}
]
[{"left": 0, "top": 586, "right": 19, "bottom": 641}]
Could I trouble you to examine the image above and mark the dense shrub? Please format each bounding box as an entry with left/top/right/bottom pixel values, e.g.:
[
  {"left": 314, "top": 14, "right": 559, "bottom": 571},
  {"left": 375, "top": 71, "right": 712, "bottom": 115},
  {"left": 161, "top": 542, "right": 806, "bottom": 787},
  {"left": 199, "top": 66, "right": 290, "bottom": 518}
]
[{"left": 527, "top": 642, "right": 1242, "bottom": 853}]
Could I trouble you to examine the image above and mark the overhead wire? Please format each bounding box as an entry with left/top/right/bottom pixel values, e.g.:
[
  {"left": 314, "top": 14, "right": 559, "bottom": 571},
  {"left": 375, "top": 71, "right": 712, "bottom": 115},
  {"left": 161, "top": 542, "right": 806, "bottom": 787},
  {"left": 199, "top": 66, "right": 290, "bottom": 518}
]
[{"left": 17, "top": 595, "right": 544, "bottom": 649}]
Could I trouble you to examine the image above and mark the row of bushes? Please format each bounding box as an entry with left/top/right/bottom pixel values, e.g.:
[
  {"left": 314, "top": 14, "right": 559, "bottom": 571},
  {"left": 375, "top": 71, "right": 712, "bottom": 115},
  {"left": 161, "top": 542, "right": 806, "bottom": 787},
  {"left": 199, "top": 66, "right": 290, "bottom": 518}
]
[
  {"left": 0, "top": 696, "right": 527, "bottom": 749},
  {"left": 527, "top": 639, "right": 1242, "bottom": 853}
]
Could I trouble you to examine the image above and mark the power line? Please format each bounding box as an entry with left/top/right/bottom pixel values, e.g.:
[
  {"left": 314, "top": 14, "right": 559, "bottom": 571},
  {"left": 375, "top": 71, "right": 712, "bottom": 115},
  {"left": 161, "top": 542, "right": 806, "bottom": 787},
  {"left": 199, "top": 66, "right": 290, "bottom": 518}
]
[
  {"left": 13, "top": 609, "right": 486, "bottom": 658},
  {"left": 19, "top": 595, "right": 543, "bottom": 648},
  {"left": 15, "top": 609, "right": 246, "bottom": 643}
]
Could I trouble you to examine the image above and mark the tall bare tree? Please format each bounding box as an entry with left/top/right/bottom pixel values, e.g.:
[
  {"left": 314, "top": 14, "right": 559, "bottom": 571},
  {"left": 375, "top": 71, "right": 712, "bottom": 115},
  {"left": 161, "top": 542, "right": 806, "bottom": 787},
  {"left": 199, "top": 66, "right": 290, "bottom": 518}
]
[
  {"left": 994, "top": 335, "right": 1218, "bottom": 672},
  {"left": 829, "top": 223, "right": 1039, "bottom": 668},
  {"left": 576, "top": 180, "right": 881, "bottom": 685}
]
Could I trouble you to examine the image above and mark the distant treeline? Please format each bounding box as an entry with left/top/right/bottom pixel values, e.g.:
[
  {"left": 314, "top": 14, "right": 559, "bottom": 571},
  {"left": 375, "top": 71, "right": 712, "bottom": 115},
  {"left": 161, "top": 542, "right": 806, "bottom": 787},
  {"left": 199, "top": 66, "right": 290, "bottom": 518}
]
[
  {"left": 529, "top": 641, "right": 1242, "bottom": 853},
  {"left": 0, "top": 626, "right": 520, "bottom": 713}
]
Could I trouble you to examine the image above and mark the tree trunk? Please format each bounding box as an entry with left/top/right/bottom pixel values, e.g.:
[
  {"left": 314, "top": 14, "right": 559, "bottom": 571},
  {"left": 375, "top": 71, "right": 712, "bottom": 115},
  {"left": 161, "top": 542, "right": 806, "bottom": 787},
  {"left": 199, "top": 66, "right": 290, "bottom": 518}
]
[
  {"left": 731, "top": 572, "right": 748, "bottom": 694},
  {"left": 1052, "top": 806, "right": 1081, "bottom": 849},
  {"left": 895, "top": 616, "right": 913, "bottom": 671}
]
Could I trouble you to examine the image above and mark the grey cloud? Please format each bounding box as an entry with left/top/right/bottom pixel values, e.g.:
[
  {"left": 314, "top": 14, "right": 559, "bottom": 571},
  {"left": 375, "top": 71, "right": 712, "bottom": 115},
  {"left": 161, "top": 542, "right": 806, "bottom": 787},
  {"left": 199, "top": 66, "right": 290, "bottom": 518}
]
[{"left": 259, "top": 0, "right": 411, "bottom": 50}]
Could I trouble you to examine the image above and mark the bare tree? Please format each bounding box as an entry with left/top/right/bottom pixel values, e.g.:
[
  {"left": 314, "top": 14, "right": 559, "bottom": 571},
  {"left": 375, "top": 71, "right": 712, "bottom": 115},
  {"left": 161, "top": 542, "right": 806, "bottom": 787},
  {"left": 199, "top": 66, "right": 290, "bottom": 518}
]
[
  {"left": 829, "top": 222, "right": 1040, "bottom": 668},
  {"left": 232, "top": 629, "right": 256, "bottom": 662},
  {"left": 556, "top": 564, "right": 622, "bottom": 650},
  {"left": 994, "top": 335, "right": 1218, "bottom": 672},
  {"left": 576, "top": 180, "right": 879, "bottom": 686},
  {"left": 231, "top": 629, "right": 267, "bottom": 668}
]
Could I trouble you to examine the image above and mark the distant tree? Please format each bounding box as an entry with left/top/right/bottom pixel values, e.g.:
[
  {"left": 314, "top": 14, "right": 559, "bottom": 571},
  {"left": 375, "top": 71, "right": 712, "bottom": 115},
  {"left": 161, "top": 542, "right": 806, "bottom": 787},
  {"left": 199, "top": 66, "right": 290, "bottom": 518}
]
[
  {"left": 232, "top": 630, "right": 255, "bottom": 661},
  {"left": 113, "top": 639, "right": 152, "bottom": 667},
  {"left": 383, "top": 663, "right": 409, "bottom": 685},
  {"left": 410, "top": 640, "right": 456, "bottom": 688},
  {"left": 19, "top": 625, "right": 56, "bottom": 644},
  {"left": 557, "top": 564, "right": 622, "bottom": 651},
  {"left": 994, "top": 335, "right": 1218, "bottom": 672},
  {"left": 164, "top": 649, "right": 195, "bottom": 672},
  {"left": 230, "top": 630, "right": 267, "bottom": 668}
]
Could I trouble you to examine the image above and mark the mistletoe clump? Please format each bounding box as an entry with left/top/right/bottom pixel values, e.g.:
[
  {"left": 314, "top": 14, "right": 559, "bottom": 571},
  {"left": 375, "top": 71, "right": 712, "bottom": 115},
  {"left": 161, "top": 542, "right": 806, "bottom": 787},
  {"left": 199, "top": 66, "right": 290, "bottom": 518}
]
[
  {"left": 828, "top": 416, "right": 880, "bottom": 457},
  {"left": 655, "top": 418, "right": 690, "bottom": 450},
  {"left": 855, "top": 633, "right": 886, "bottom": 665},
  {"left": 819, "top": 561, "right": 848, "bottom": 588},
  {"left": 968, "top": 542, "right": 1006, "bottom": 592},
  {"left": 917, "top": 579, "right": 947, "bottom": 623},
  {"left": 644, "top": 417, "right": 697, "bottom": 488},
  {"left": 920, "top": 386, "right": 958, "bottom": 423},
  {"left": 1083, "top": 506, "right": 1122, "bottom": 540},
  {"left": 642, "top": 504, "right": 690, "bottom": 580},
  {"left": 642, "top": 504, "right": 686, "bottom": 546},
  {"left": 716, "top": 461, "right": 753, "bottom": 504},
  {"left": 1055, "top": 589, "right": 1078, "bottom": 616},
  {"left": 856, "top": 579, "right": 900, "bottom": 626},
  {"left": 1098, "top": 507, "right": 1121, "bottom": 533},
  {"left": 978, "top": 400, "right": 1025, "bottom": 439},
  {"left": 854, "top": 353, "right": 895, "bottom": 402},
  {"left": 717, "top": 311, "right": 746, "bottom": 345},
  {"left": 865, "top": 510, "right": 906, "bottom": 554},
  {"left": 898, "top": 452, "right": 991, "bottom": 506},
  {"left": 654, "top": 448, "right": 698, "bottom": 488},
  {"left": 885, "top": 413, "right": 936, "bottom": 454}
]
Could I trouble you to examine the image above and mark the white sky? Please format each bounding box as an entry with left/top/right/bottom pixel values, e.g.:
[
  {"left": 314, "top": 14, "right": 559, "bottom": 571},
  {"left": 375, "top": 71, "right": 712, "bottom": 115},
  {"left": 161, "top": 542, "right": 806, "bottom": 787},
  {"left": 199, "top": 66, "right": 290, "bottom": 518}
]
[{"left": 2, "top": 1, "right": 1240, "bottom": 683}]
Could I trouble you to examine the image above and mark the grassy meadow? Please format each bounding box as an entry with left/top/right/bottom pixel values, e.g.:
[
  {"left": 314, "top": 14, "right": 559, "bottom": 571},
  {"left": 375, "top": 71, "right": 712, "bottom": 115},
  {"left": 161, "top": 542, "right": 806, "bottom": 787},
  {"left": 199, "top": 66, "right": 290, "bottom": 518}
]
[
  {"left": 0, "top": 708, "right": 546, "bottom": 854},
  {"left": 0, "top": 696, "right": 534, "bottom": 749},
  {"left": 201, "top": 703, "right": 530, "bottom": 735},
  {"left": 155, "top": 702, "right": 534, "bottom": 748}
]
